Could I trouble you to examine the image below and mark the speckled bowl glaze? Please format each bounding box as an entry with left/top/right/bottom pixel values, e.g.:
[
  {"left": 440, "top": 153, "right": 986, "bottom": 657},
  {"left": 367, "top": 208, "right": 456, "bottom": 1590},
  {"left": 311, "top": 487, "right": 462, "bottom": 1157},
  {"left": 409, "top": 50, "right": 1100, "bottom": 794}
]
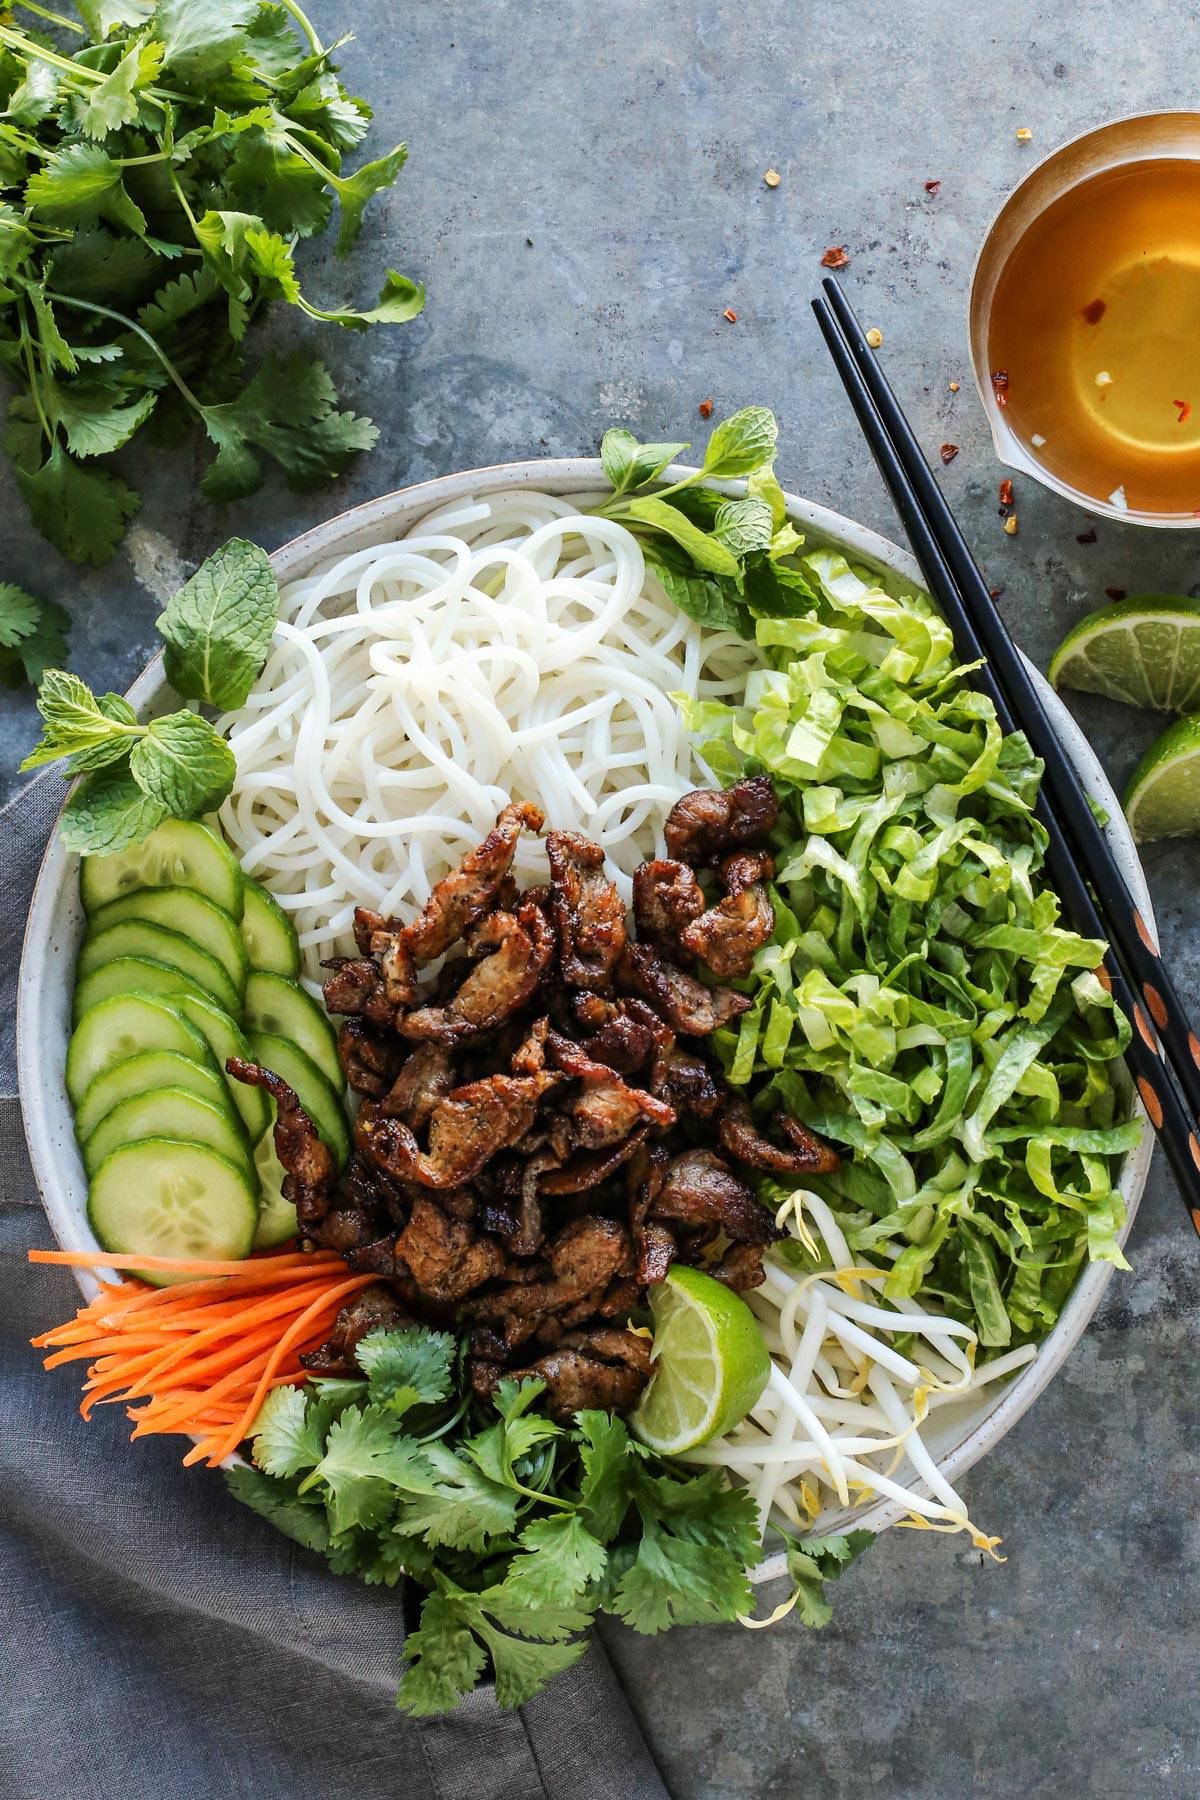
[{"left": 16, "top": 460, "right": 1153, "bottom": 1581}]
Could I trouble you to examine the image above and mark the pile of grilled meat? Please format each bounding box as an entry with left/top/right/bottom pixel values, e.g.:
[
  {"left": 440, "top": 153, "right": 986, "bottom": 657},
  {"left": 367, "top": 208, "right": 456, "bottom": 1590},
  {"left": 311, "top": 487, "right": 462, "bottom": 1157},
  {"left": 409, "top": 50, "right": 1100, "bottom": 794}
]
[{"left": 233, "top": 777, "right": 839, "bottom": 1420}]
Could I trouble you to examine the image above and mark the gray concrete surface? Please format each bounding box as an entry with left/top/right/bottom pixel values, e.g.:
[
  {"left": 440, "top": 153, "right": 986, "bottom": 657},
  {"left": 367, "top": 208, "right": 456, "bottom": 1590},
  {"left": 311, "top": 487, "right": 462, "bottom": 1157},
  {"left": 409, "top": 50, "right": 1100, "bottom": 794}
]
[{"left": 3, "top": 1, "right": 1199, "bottom": 1794}]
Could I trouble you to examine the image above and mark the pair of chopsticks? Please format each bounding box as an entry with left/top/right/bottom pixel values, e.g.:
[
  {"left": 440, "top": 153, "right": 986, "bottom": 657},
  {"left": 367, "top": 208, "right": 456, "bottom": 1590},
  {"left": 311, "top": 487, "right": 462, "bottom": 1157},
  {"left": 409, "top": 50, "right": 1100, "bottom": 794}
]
[{"left": 813, "top": 277, "right": 1200, "bottom": 1231}]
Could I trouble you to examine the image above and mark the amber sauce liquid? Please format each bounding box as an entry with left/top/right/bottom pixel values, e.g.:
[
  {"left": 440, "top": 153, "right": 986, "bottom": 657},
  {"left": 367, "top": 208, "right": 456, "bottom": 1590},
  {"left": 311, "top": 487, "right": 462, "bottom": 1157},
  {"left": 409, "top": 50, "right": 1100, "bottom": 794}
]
[{"left": 988, "top": 159, "right": 1200, "bottom": 516}]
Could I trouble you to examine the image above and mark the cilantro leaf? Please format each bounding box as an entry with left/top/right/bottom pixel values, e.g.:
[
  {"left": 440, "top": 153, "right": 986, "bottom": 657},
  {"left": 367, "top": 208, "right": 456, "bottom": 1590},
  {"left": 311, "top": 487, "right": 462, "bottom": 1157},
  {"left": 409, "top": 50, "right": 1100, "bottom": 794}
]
[
  {"left": 575, "top": 1409, "right": 633, "bottom": 1543},
  {"left": 14, "top": 443, "right": 139, "bottom": 567},
  {"left": 156, "top": 535, "right": 278, "bottom": 708},
  {"left": 303, "top": 270, "right": 425, "bottom": 331},
  {"left": 325, "top": 143, "right": 409, "bottom": 256},
  {"left": 354, "top": 1325, "right": 457, "bottom": 1417},
  {"left": 25, "top": 141, "right": 147, "bottom": 235},
  {"left": 250, "top": 1384, "right": 328, "bottom": 1479},
  {"left": 198, "top": 353, "right": 377, "bottom": 501},
  {"left": 128, "top": 710, "right": 237, "bottom": 816},
  {"left": 0, "top": 582, "right": 69, "bottom": 689},
  {"left": 156, "top": 0, "right": 258, "bottom": 80},
  {"left": 474, "top": 1619, "right": 587, "bottom": 1711},
  {"left": 77, "top": 37, "right": 164, "bottom": 139},
  {"left": 503, "top": 1513, "right": 608, "bottom": 1606},
  {"left": 612, "top": 1524, "right": 753, "bottom": 1633},
  {"left": 784, "top": 1530, "right": 874, "bottom": 1629},
  {"left": 59, "top": 760, "right": 167, "bottom": 854},
  {"left": 307, "top": 1403, "right": 428, "bottom": 1536},
  {"left": 224, "top": 1464, "right": 332, "bottom": 1555},
  {"left": 397, "top": 1441, "right": 519, "bottom": 1552},
  {"left": 395, "top": 1589, "right": 489, "bottom": 1718}
]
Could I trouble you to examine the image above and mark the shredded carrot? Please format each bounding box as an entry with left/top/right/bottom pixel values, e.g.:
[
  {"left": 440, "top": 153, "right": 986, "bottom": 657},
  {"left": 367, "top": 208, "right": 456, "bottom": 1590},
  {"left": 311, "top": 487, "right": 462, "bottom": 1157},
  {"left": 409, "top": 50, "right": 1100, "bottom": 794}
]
[{"left": 27, "top": 1247, "right": 372, "bottom": 1467}]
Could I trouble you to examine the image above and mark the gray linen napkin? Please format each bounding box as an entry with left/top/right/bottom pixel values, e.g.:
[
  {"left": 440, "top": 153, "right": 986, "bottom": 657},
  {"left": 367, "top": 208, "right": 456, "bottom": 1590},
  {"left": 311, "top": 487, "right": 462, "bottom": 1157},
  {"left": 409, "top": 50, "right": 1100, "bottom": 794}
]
[{"left": 0, "top": 772, "right": 668, "bottom": 1800}]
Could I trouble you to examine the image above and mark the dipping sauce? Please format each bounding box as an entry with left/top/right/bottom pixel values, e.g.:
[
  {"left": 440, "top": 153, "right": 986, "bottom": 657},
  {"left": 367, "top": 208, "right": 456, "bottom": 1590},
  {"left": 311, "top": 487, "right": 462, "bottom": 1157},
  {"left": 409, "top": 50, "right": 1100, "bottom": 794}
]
[{"left": 987, "top": 158, "right": 1200, "bottom": 516}]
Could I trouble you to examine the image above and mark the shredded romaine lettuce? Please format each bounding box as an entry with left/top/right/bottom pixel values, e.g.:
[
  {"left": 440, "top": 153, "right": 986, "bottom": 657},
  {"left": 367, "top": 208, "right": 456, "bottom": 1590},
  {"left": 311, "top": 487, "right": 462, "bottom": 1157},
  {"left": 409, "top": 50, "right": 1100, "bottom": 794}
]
[{"left": 680, "top": 547, "right": 1138, "bottom": 1348}]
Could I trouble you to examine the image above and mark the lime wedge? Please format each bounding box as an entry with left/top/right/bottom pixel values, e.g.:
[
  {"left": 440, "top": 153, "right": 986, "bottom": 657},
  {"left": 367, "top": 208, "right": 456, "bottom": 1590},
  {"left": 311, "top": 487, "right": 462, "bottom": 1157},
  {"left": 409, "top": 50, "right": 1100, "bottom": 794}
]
[
  {"left": 1049, "top": 596, "right": 1200, "bottom": 711},
  {"left": 1124, "top": 714, "right": 1200, "bottom": 841},
  {"left": 630, "top": 1264, "right": 770, "bottom": 1455}
]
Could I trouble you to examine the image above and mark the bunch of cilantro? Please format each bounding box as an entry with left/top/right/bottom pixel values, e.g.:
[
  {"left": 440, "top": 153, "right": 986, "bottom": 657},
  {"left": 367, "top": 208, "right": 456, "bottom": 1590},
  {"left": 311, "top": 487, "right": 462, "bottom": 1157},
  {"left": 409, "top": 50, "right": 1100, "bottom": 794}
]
[
  {"left": 228, "top": 1322, "right": 871, "bottom": 1714},
  {"left": 23, "top": 532, "right": 277, "bottom": 850},
  {"left": 0, "top": 0, "right": 423, "bottom": 566}
]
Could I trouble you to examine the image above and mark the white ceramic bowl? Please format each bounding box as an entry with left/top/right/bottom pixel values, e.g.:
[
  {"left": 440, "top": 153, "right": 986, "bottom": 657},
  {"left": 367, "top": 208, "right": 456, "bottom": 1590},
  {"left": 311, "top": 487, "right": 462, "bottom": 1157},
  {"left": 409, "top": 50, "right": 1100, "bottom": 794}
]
[{"left": 17, "top": 460, "right": 1153, "bottom": 1581}]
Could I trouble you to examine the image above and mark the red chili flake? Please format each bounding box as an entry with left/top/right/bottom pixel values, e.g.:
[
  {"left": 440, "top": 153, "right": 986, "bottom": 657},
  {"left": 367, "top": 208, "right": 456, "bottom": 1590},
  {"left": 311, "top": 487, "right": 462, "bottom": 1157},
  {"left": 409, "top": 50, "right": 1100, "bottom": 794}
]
[
  {"left": 723, "top": 308, "right": 738, "bottom": 323},
  {"left": 940, "top": 443, "right": 959, "bottom": 464},
  {"left": 1175, "top": 399, "right": 1193, "bottom": 424},
  {"left": 989, "top": 586, "right": 1005, "bottom": 599},
  {"left": 1076, "top": 528, "right": 1097, "bottom": 544},
  {"left": 698, "top": 397, "right": 714, "bottom": 419},
  {"left": 999, "top": 478, "right": 1014, "bottom": 508},
  {"left": 820, "top": 245, "right": 850, "bottom": 269},
  {"left": 924, "top": 179, "right": 942, "bottom": 196},
  {"left": 1080, "top": 298, "right": 1106, "bottom": 325},
  {"left": 990, "top": 369, "right": 1009, "bottom": 407},
  {"left": 1105, "top": 587, "right": 1127, "bottom": 601}
]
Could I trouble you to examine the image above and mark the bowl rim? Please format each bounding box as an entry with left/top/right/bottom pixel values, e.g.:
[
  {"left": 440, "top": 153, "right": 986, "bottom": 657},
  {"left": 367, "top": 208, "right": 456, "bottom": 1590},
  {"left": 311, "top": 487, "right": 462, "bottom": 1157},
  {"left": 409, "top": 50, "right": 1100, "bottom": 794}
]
[{"left": 16, "top": 457, "right": 1154, "bottom": 1584}]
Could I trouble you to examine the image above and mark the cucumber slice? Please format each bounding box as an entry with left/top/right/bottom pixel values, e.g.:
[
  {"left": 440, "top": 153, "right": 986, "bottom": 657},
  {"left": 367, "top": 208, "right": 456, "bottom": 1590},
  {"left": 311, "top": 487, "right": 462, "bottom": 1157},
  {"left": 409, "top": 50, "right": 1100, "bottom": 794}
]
[
  {"left": 73, "top": 955, "right": 209, "bottom": 1023},
  {"left": 87, "top": 1140, "right": 257, "bottom": 1286},
  {"left": 241, "top": 879, "right": 301, "bottom": 978},
  {"left": 83, "top": 1087, "right": 251, "bottom": 1180},
  {"left": 248, "top": 1030, "right": 350, "bottom": 1168},
  {"left": 169, "top": 992, "right": 271, "bottom": 1143},
  {"left": 75, "top": 1049, "right": 228, "bottom": 1144},
  {"left": 77, "top": 921, "right": 240, "bottom": 1017},
  {"left": 89, "top": 887, "right": 249, "bottom": 998},
  {"left": 243, "top": 972, "right": 342, "bottom": 1090},
  {"left": 67, "top": 994, "right": 208, "bottom": 1107},
  {"left": 252, "top": 1130, "right": 298, "bottom": 1250},
  {"left": 81, "top": 819, "right": 244, "bottom": 920}
]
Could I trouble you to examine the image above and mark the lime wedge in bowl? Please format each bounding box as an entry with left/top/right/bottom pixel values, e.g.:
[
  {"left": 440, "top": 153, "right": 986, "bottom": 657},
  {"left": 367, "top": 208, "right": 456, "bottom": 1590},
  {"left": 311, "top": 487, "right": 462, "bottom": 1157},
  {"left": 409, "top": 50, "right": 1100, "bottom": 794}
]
[
  {"left": 1124, "top": 714, "right": 1200, "bottom": 840},
  {"left": 1049, "top": 596, "right": 1200, "bottom": 711},
  {"left": 631, "top": 1264, "right": 771, "bottom": 1455}
]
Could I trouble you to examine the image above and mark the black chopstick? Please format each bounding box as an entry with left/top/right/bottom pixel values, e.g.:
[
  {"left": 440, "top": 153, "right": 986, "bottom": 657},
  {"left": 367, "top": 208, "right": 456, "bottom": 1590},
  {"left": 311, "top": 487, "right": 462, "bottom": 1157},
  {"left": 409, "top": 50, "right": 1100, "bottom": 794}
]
[
  {"left": 821, "top": 277, "right": 1200, "bottom": 1134},
  {"left": 812, "top": 287, "right": 1200, "bottom": 1227}
]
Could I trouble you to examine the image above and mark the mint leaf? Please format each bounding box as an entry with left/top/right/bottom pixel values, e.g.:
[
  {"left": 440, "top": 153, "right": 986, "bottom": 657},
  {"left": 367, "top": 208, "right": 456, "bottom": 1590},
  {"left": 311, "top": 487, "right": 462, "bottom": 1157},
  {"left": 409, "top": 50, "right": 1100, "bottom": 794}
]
[
  {"left": 653, "top": 562, "right": 751, "bottom": 635},
  {"left": 626, "top": 495, "right": 740, "bottom": 577},
  {"left": 600, "top": 428, "right": 689, "bottom": 497},
  {"left": 22, "top": 668, "right": 137, "bottom": 770},
  {"left": 14, "top": 444, "right": 139, "bottom": 568},
  {"left": 396, "top": 1589, "right": 488, "bottom": 1718},
  {"left": 713, "top": 496, "right": 773, "bottom": 556},
  {"left": 701, "top": 405, "right": 779, "bottom": 479},
  {"left": 156, "top": 536, "right": 277, "bottom": 708},
  {"left": 59, "top": 761, "right": 167, "bottom": 854},
  {"left": 354, "top": 1325, "right": 457, "bottom": 1416},
  {"left": 0, "top": 583, "right": 69, "bottom": 690},
  {"left": 129, "top": 710, "right": 237, "bottom": 815},
  {"left": 784, "top": 1529, "right": 874, "bottom": 1628}
]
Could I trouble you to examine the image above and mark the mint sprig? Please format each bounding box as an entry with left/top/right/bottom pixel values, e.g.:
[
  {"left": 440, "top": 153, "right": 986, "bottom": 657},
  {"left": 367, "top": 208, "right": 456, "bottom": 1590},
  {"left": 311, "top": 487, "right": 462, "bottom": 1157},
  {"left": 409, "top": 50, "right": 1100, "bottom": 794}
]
[{"left": 22, "top": 533, "right": 277, "bottom": 852}]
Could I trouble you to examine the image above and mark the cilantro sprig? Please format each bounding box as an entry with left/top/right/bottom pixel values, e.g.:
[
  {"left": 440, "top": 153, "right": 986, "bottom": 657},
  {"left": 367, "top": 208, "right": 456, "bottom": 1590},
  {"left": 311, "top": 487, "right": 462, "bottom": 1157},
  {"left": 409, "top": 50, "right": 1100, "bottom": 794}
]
[
  {"left": 0, "top": 577, "right": 68, "bottom": 685},
  {"left": 226, "top": 1322, "right": 872, "bottom": 1716},
  {"left": 0, "top": 1, "right": 423, "bottom": 565},
  {"left": 22, "top": 532, "right": 276, "bottom": 850}
]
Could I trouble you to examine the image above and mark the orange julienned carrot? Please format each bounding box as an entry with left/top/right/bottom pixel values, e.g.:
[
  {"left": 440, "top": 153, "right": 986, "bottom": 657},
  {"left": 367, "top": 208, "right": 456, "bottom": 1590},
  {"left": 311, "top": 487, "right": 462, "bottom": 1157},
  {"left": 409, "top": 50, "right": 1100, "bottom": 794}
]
[{"left": 27, "top": 1247, "right": 374, "bottom": 1467}]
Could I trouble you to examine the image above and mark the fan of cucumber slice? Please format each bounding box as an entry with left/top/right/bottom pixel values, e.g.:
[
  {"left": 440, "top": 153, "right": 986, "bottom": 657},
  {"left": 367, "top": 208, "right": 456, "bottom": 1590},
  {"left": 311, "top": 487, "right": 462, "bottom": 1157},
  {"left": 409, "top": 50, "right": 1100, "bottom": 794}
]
[{"left": 66, "top": 820, "right": 349, "bottom": 1282}]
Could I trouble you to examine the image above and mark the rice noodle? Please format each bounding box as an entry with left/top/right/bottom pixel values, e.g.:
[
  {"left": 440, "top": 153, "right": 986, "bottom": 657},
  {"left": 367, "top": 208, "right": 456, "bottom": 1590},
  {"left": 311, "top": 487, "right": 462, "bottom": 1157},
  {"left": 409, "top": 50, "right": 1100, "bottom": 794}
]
[
  {"left": 218, "top": 489, "right": 756, "bottom": 972},
  {"left": 683, "top": 1190, "right": 1037, "bottom": 1549}
]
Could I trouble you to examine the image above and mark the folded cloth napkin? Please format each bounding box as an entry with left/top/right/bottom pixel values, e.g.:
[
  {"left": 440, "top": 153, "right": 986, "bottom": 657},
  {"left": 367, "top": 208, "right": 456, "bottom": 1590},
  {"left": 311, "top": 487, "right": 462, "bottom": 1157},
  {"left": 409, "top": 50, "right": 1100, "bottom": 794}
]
[{"left": 0, "top": 773, "right": 667, "bottom": 1800}]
